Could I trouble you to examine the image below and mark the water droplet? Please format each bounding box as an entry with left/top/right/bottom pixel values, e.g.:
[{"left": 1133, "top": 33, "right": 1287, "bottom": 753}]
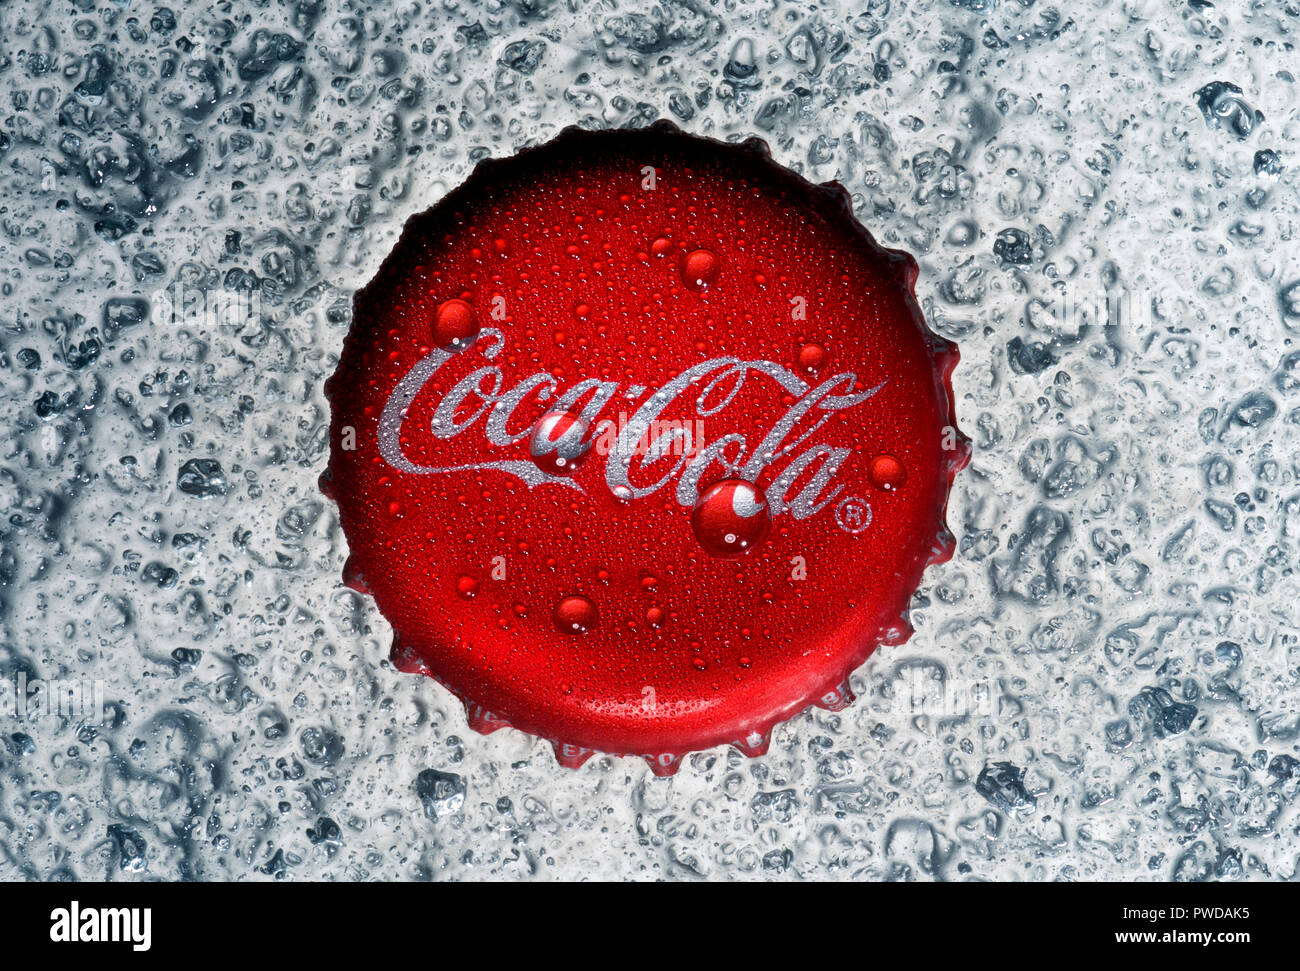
[
  {"left": 553, "top": 594, "right": 598, "bottom": 635},
  {"left": 681, "top": 248, "right": 721, "bottom": 290},
  {"left": 650, "top": 236, "right": 674, "bottom": 258},
  {"left": 456, "top": 575, "right": 479, "bottom": 599},
  {"left": 869, "top": 454, "right": 907, "bottom": 492},
  {"left": 529, "top": 410, "right": 592, "bottom": 476},
  {"left": 432, "top": 298, "right": 478, "bottom": 350},
  {"left": 646, "top": 606, "right": 666, "bottom": 628},
  {"left": 797, "top": 341, "right": 828, "bottom": 375},
  {"left": 691, "top": 478, "right": 771, "bottom": 558}
]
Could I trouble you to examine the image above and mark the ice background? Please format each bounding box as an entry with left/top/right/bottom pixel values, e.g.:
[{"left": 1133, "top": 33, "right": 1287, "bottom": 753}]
[{"left": 1, "top": 0, "right": 1299, "bottom": 881}]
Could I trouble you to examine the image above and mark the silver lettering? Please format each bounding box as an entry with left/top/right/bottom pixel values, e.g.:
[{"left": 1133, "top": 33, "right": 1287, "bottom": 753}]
[
  {"left": 373, "top": 337, "right": 885, "bottom": 515},
  {"left": 485, "top": 372, "right": 556, "bottom": 445}
]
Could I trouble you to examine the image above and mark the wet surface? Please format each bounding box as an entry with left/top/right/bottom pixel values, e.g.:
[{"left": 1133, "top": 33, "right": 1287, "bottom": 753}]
[{"left": 1, "top": 0, "right": 1297, "bottom": 880}]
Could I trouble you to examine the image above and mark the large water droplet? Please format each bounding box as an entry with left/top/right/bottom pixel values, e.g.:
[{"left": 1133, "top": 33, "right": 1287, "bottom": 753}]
[
  {"left": 691, "top": 478, "right": 771, "bottom": 558},
  {"left": 681, "top": 248, "right": 721, "bottom": 290},
  {"left": 797, "top": 341, "right": 828, "bottom": 375},
  {"left": 553, "top": 594, "right": 598, "bottom": 635},
  {"left": 529, "top": 410, "right": 592, "bottom": 476},
  {"left": 869, "top": 454, "right": 907, "bottom": 492},
  {"left": 432, "top": 298, "right": 478, "bottom": 350}
]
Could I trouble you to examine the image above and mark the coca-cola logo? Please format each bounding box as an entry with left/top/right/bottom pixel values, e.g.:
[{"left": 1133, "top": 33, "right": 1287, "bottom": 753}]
[{"left": 377, "top": 327, "right": 885, "bottom": 525}]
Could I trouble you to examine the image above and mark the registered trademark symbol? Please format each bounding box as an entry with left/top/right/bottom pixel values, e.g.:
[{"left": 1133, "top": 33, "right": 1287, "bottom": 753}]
[{"left": 835, "top": 496, "right": 872, "bottom": 534}]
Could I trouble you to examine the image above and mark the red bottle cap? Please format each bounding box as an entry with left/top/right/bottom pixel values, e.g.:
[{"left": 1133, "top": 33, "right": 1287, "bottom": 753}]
[{"left": 322, "top": 123, "right": 968, "bottom": 775}]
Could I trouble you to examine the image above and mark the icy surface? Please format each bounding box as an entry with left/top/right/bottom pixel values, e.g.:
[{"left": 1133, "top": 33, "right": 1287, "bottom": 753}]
[{"left": 1, "top": 0, "right": 1299, "bottom": 881}]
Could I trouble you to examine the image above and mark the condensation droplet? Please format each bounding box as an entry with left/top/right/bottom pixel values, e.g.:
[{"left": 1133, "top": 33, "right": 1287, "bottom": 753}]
[
  {"left": 553, "top": 594, "right": 598, "bottom": 635},
  {"left": 529, "top": 409, "right": 592, "bottom": 476},
  {"left": 797, "top": 341, "right": 828, "bottom": 375},
  {"left": 432, "top": 298, "right": 479, "bottom": 350},
  {"left": 681, "top": 248, "right": 721, "bottom": 290},
  {"left": 691, "top": 478, "right": 771, "bottom": 558},
  {"left": 869, "top": 454, "right": 907, "bottom": 492}
]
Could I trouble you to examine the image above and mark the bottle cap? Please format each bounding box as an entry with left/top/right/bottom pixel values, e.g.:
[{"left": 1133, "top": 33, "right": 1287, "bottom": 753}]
[{"left": 322, "top": 123, "right": 968, "bottom": 775}]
